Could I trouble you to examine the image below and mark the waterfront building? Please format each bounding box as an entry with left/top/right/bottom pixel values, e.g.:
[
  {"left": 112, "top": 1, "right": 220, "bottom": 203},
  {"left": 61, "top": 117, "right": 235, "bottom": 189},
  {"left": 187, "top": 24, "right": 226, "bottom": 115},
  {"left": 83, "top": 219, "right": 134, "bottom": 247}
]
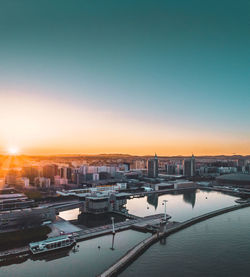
[
  {"left": 57, "top": 188, "right": 129, "bottom": 214},
  {"left": 216, "top": 173, "right": 250, "bottom": 188},
  {"left": 0, "top": 188, "right": 34, "bottom": 211},
  {"left": 183, "top": 155, "right": 196, "bottom": 177},
  {"left": 83, "top": 192, "right": 128, "bottom": 214},
  {"left": 148, "top": 154, "right": 159, "bottom": 178},
  {"left": 0, "top": 188, "right": 56, "bottom": 231},
  {"left": 0, "top": 206, "right": 56, "bottom": 231}
]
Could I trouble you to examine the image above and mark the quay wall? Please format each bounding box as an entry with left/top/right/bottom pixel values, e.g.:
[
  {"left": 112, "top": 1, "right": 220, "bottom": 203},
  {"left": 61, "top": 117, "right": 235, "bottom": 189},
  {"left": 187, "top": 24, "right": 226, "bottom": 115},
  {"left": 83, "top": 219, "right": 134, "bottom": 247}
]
[{"left": 98, "top": 202, "right": 250, "bottom": 277}]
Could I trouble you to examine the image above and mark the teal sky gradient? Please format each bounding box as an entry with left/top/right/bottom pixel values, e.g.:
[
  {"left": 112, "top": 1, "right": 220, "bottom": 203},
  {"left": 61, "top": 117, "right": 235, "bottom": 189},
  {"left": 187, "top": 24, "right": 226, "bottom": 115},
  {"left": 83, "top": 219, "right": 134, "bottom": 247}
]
[{"left": 0, "top": 0, "right": 249, "bottom": 154}]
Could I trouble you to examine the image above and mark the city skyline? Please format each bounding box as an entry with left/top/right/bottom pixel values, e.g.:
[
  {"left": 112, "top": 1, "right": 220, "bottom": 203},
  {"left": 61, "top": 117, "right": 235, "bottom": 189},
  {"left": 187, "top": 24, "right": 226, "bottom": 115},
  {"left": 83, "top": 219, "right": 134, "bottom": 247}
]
[{"left": 1, "top": 0, "right": 249, "bottom": 155}]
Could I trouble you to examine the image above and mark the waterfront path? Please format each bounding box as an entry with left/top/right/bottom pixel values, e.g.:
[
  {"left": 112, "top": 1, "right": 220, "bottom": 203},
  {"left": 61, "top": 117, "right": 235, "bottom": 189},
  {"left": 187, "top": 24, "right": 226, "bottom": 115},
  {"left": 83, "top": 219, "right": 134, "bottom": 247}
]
[
  {"left": 76, "top": 213, "right": 169, "bottom": 240},
  {"left": 0, "top": 213, "right": 167, "bottom": 260},
  {"left": 98, "top": 202, "right": 250, "bottom": 277}
]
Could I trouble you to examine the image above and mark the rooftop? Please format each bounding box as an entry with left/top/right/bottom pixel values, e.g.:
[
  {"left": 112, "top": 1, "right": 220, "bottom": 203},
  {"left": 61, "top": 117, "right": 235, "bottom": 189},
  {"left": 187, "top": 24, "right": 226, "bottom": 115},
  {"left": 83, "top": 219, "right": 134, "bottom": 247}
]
[{"left": 216, "top": 173, "right": 250, "bottom": 182}]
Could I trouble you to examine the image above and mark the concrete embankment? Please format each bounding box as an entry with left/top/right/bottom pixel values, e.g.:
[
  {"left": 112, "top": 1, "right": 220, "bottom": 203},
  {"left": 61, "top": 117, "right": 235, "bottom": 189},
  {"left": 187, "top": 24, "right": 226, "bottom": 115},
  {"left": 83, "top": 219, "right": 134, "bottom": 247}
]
[
  {"left": 0, "top": 246, "right": 29, "bottom": 260},
  {"left": 98, "top": 203, "right": 250, "bottom": 277}
]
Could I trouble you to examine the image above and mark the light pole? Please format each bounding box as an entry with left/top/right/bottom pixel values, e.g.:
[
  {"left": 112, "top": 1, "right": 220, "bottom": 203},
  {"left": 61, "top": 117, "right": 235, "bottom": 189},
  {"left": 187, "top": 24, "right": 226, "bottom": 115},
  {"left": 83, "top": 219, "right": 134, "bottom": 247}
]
[
  {"left": 163, "top": 200, "right": 168, "bottom": 221},
  {"left": 111, "top": 217, "right": 115, "bottom": 234}
]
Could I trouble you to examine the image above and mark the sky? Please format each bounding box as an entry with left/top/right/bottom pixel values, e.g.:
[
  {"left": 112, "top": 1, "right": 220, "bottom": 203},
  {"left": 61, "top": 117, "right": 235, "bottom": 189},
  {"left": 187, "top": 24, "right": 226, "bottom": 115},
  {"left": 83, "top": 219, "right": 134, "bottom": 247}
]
[{"left": 0, "top": 0, "right": 249, "bottom": 156}]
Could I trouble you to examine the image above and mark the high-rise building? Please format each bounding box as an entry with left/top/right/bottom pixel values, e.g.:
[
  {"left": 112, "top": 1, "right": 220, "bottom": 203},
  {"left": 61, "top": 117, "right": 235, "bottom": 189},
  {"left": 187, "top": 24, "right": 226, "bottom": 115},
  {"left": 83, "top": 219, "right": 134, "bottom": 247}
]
[
  {"left": 22, "top": 167, "right": 39, "bottom": 183},
  {"left": 148, "top": 153, "right": 159, "bottom": 178},
  {"left": 165, "top": 164, "right": 176, "bottom": 175},
  {"left": 183, "top": 155, "right": 196, "bottom": 177},
  {"left": 42, "top": 164, "right": 58, "bottom": 183}
]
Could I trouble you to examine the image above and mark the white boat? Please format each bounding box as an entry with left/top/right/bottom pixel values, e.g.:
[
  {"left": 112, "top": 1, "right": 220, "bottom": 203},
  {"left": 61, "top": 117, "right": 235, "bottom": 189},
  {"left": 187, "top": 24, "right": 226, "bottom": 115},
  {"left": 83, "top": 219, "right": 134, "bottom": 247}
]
[{"left": 29, "top": 234, "right": 76, "bottom": 255}]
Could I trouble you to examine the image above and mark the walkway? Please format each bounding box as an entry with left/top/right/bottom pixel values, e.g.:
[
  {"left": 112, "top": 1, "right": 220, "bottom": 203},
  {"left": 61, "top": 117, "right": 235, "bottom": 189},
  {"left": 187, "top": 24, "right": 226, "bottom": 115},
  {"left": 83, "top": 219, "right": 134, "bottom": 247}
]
[{"left": 76, "top": 214, "right": 169, "bottom": 240}]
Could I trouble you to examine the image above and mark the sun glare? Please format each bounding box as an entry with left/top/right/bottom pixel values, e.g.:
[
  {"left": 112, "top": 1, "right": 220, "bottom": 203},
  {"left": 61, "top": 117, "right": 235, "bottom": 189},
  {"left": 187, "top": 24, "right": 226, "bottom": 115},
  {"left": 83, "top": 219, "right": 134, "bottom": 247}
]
[{"left": 8, "top": 147, "right": 19, "bottom": 155}]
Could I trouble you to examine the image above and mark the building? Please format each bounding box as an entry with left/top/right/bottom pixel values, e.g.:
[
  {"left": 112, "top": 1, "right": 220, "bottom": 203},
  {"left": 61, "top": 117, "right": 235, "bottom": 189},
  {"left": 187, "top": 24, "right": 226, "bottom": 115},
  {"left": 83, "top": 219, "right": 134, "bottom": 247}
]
[
  {"left": 93, "top": 173, "right": 99, "bottom": 181},
  {"left": 0, "top": 206, "right": 56, "bottom": 231},
  {"left": 42, "top": 164, "right": 58, "bottom": 183},
  {"left": 54, "top": 176, "right": 68, "bottom": 187},
  {"left": 34, "top": 177, "right": 51, "bottom": 188},
  {"left": 132, "top": 160, "right": 147, "bottom": 170},
  {"left": 16, "top": 177, "right": 30, "bottom": 188},
  {"left": 148, "top": 154, "right": 159, "bottom": 178},
  {"left": 5, "top": 170, "right": 20, "bottom": 186},
  {"left": 216, "top": 173, "right": 250, "bottom": 188},
  {"left": 0, "top": 188, "right": 34, "bottom": 211},
  {"left": 165, "top": 164, "right": 176, "bottom": 175},
  {"left": 83, "top": 193, "right": 128, "bottom": 214},
  {"left": 155, "top": 183, "right": 174, "bottom": 190},
  {"left": 183, "top": 155, "right": 196, "bottom": 177},
  {"left": 22, "top": 166, "right": 40, "bottom": 183},
  {"left": 0, "top": 178, "right": 5, "bottom": 187},
  {"left": 0, "top": 188, "right": 56, "bottom": 232}
]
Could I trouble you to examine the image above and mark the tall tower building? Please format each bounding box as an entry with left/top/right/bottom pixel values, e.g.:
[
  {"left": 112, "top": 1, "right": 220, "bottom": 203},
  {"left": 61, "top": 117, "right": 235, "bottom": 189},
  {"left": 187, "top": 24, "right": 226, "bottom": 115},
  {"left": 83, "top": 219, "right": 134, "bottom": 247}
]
[
  {"left": 183, "top": 154, "right": 196, "bottom": 177},
  {"left": 148, "top": 153, "right": 159, "bottom": 178}
]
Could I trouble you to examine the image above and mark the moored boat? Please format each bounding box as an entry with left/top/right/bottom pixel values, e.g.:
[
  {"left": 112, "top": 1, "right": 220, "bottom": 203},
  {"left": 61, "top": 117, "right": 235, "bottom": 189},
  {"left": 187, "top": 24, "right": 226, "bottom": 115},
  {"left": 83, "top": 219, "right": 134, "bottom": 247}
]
[{"left": 29, "top": 234, "right": 76, "bottom": 255}]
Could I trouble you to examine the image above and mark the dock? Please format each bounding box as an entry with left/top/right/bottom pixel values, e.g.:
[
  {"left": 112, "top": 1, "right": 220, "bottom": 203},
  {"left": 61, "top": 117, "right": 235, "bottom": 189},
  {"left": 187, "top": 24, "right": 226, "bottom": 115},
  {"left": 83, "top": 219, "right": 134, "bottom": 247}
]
[{"left": 75, "top": 213, "right": 169, "bottom": 240}]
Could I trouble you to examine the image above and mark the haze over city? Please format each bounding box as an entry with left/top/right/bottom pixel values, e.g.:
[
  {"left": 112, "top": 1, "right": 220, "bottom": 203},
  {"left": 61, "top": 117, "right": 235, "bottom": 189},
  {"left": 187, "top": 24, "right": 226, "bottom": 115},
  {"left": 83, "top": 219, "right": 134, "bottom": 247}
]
[{"left": 1, "top": 0, "right": 249, "bottom": 156}]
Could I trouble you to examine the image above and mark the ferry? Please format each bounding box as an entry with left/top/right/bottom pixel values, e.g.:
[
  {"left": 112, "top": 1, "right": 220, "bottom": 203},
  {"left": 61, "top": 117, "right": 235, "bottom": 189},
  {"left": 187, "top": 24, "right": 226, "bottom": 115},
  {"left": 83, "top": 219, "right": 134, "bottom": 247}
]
[{"left": 29, "top": 234, "right": 76, "bottom": 255}]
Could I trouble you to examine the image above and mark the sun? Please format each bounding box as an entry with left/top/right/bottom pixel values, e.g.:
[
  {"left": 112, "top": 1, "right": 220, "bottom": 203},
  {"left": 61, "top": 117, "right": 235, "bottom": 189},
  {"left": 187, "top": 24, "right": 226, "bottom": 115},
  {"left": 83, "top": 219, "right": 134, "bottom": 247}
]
[{"left": 8, "top": 147, "right": 19, "bottom": 155}]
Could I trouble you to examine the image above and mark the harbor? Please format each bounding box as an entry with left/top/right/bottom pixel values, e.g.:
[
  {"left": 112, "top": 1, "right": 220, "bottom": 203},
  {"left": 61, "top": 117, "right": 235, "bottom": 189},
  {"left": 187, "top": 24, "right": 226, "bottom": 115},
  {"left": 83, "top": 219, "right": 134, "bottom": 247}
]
[{"left": 0, "top": 189, "right": 246, "bottom": 277}]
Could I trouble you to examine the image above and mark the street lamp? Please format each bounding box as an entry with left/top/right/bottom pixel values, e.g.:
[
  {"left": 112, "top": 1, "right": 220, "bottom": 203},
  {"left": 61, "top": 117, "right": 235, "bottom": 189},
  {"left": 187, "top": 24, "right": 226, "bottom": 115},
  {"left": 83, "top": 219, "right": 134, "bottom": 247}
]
[
  {"left": 162, "top": 200, "right": 168, "bottom": 221},
  {"left": 111, "top": 217, "right": 115, "bottom": 234},
  {"left": 110, "top": 217, "right": 115, "bottom": 250}
]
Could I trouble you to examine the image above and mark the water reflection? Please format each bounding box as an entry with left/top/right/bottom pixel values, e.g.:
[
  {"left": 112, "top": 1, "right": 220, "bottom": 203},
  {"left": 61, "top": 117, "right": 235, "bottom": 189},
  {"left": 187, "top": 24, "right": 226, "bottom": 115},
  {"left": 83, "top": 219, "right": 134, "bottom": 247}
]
[
  {"left": 0, "top": 230, "right": 150, "bottom": 277},
  {"left": 30, "top": 247, "right": 75, "bottom": 262},
  {"left": 147, "top": 193, "right": 158, "bottom": 210},
  {"left": 110, "top": 234, "right": 115, "bottom": 250},
  {"left": 77, "top": 212, "right": 127, "bottom": 228},
  {"left": 182, "top": 191, "right": 196, "bottom": 208},
  {"left": 126, "top": 189, "right": 238, "bottom": 221}
]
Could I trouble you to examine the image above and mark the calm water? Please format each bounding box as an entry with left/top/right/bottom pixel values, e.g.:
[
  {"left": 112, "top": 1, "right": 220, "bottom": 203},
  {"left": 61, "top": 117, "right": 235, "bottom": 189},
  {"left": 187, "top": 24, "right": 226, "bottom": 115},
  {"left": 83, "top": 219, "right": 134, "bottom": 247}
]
[
  {"left": 59, "top": 190, "right": 238, "bottom": 223},
  {"left": 120, "top": 207, "right": 250, "bottom": 277},
  {"left": 126, "top": 189, "right": 238, "bottom": 221},
  {"left": 0, "top": 190, "right": 241, "bottom": 276},
  {"left": 1, "top": 230, "right": 150, "bottom": 277}
]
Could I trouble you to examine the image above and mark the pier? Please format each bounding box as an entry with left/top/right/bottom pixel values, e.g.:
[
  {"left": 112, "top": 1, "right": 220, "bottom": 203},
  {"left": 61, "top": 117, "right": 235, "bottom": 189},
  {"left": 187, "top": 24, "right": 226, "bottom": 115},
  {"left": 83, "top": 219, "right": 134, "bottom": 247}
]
[{"left": 75, "top": 213, "right": 169, "bottom": 240}]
